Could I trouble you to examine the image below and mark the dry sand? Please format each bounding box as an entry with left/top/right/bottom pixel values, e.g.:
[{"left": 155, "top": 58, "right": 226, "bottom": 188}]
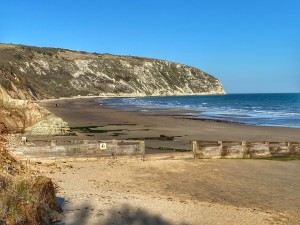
[
  {"left": 33, "top": 98, "right": 300, "bottom": 224},
  {"left": 34, "top": 159, "right": 300, "bottom": 225}
]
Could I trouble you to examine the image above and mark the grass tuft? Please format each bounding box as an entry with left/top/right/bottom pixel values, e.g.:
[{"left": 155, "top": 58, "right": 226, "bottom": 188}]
[
  {"left": 0, "top": 175, "right": 58, "bottom": 224},
  {"left": 0, "top": 145, "right": 59, "bottom": 225}
]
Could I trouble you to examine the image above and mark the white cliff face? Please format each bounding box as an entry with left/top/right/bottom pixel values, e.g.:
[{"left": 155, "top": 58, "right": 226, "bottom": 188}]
[
  {"left": 0, "top": 44, "right": 226, "bottom": 100},
  {"left": 66, "top": 58, "right": 226, "bottom": 97},
  {"left": 0, "top": 87, "right": 70, "bottom": 135},
  {"left": 25, "top": 116, "right": 70, "bottom": 136}
]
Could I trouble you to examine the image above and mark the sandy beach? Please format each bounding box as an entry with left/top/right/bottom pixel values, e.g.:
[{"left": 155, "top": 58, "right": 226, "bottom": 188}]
[{"left": 34, "top": 98, "right": 300, "bottom": 224}]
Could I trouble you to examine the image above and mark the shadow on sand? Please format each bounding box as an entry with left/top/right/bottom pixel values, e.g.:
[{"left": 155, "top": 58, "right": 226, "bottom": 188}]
[{"left": 65, "top": 202, "right": 189, "bottom": 225}]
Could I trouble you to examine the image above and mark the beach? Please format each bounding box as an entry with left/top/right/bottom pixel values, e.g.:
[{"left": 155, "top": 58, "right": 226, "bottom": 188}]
[
  {"left": 38, "top": 98, "right": 300, "bottom": 145},
  {"left": 35, "top": 98, "right": 300, "bottom": 224}
]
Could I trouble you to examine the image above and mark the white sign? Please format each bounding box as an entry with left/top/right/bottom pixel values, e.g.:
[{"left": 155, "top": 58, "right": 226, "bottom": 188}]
[
  {"left": 21, "top": 137, "right": 27, "bottom": 143},
  {"left": 100, "top": 143, "right": 107, "bottom": 150}
]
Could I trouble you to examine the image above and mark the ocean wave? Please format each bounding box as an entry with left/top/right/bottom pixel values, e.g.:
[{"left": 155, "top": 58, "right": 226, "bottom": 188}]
[{"left": 103, "top": 94, "right": 300, "bottom": 128}]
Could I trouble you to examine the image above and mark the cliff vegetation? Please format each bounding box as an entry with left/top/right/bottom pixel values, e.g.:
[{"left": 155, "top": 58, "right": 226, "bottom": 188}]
[{"left": 0, "top": 43, "right": 225, "bottom": 100}]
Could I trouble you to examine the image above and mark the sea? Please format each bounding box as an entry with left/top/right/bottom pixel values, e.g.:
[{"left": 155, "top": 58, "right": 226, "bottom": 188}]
[{"left": 102, "top": 93, "right": 300, "bottom": 128}]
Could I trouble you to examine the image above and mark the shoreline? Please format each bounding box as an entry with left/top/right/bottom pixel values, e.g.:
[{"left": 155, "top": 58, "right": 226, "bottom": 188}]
[
  {"left": 100, "top": 95, "right": 300, "bottom": 129},
  {"left": 39, "top": 97, "right": 300, "bottom": 144},
  {"left": 37, "top": 94, "right": 300, "bottom": 129},
  {"left": 44, "top": 96, "right": 300, "bottom": 131}
]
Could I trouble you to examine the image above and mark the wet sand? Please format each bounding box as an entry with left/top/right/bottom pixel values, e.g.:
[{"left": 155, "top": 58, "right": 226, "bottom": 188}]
[
  {"left": 35, "top": 98, "right": 300, "bottom": 224},
  {"left": 38, "top": 98, "right": 300, "bottom": 151}
]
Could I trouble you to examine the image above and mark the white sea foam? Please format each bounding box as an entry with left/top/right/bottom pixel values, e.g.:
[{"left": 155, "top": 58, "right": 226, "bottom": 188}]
[{"left": 103, "top": 94, "right": 300, "bottom": 128}]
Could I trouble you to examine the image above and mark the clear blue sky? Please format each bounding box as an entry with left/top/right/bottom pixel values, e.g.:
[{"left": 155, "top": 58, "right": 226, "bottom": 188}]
[{"left": 1, "top": 0, "right": 299, "bottom": 93}]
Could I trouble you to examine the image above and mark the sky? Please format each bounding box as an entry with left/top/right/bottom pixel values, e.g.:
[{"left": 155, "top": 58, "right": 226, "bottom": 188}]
[{"left": 1, "top": 0, "right": 299, "bottom": 93}]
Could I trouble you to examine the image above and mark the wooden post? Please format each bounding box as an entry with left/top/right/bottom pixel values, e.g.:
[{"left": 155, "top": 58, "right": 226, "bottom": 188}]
[
  {"left": 112, "top": 139, "right": 117, "bottom": 145},
  {"left": 242, "top": 141, "right": 249, "bottom": 158},
  {"left": 139, "top": 141, "right": 145, "bottom": 161},
  {"left": 21, "top": 136, "right": 27, "bottom": 145},
  {"left": 51, "top": 140, "right": 57, "bottom": 147},
  {"left": 192, "top": 141, "right": 197, "bottom": 159},
  {"left": 218, "top": 141, "right": 223, "bottom": 157},
  {"left": 111, "top": 139, "right": 117, "bottom": 152},
  {"left": 266, "top": 141, "right": 270, "bottom": 156},
  {"left": 263, "top": 141, "right": 270, "bottom": 156},
  {"left": 287, "top": 142, "right": 291, "bottom": 153}
]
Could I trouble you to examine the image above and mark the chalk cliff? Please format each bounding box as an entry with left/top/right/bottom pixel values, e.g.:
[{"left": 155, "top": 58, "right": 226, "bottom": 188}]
[
  {"left": 0, "top": 86, "right": 69, "bottom": 135},
  {"left": 0, "top": 43, "right": 225, "bottom": 100}
]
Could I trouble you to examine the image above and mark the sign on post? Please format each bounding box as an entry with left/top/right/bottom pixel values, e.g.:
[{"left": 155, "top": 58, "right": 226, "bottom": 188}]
[{"left": 100, "top": 143, "right": 107, "bottom": 150}]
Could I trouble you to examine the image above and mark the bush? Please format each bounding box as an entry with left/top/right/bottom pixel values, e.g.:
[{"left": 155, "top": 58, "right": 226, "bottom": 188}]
[
  {"left": 0, "top": 175, "right": 58, "bottom": 225},
  {"left": 13, "top": 55, "right": 22, "bottom": 60}
]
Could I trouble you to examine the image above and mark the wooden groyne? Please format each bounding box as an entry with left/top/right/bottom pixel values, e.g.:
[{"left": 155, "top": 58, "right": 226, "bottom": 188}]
[
  {"left": 8, "top": 139, "right": 145, "bottom": 160},
  {"left": 193, "top": 141, "right": 300, "bottom": 159},
  {"left": 5, "top": 135, "right": 300, "bottom": 161}
]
